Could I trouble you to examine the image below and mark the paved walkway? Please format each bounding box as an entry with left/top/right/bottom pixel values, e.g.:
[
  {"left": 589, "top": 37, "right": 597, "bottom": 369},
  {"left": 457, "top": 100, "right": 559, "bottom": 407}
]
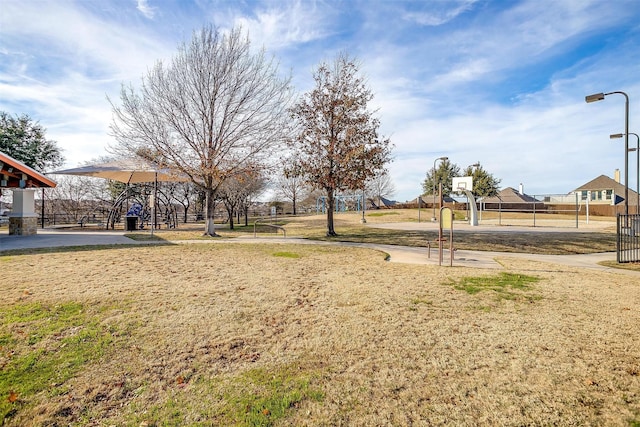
[{"left": 2, "top": 228, "right": 637, "bottom": 276}]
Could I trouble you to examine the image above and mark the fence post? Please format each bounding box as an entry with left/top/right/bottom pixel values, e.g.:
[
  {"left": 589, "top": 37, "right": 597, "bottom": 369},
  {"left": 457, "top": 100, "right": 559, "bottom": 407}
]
[{"left": 575, "top": 192, "right": 579, "bottom": 228}]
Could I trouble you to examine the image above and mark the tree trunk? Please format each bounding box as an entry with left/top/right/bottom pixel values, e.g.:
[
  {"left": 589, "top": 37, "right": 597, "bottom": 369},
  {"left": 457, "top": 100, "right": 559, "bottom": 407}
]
[
  {"left": 227, "top": 205, "right": 235, "bottom": 230},
  {"left": 182, "top": 202, "right": 189, "bottom": 223},
  {"left": 292, "top": 195, "right": 297, "bottom": 216},
  {"left": 244, "top": 205, "right": 249, "bottom": 226},
  {"left": 326, "top": 189, "right": 337, "bottom": 236},
  {"left": 204, "top": 188, "right": 219, "bottom": 236}
]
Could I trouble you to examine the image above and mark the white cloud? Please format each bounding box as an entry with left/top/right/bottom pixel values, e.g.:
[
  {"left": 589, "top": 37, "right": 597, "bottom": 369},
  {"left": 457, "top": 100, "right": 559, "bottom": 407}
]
[
  {"left": 403, "top": 0, "right": 478, "bottom": 26},
  {"left": 221, "top": 0, "right": 335, "bottom": 50},
  {"left": 136, "top": 0, "right": 156, "bottom": 19}
]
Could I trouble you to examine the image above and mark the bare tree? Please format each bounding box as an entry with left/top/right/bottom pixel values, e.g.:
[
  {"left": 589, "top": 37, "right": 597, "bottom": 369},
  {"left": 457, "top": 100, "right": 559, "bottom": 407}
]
[
  {"left": 288, "top": 53, "right": 392, "bottom": 236},
  {"left": 170, "top": 181, "right": 197, "bottom": 223},
  {"left": 276, "top": 156, "right": 308, "bottom": 215},
  {"left": 109, "top": 25, "right": 293, "bottom": 236},
  {"left": 366, "top": 171, "right": 396, "bottom": 207},
  {"left": 47, "top": 175, "right": 110, "bottom": 222},
  {"left": 219, "top": 167, "right": 267, "bottom": 229}
]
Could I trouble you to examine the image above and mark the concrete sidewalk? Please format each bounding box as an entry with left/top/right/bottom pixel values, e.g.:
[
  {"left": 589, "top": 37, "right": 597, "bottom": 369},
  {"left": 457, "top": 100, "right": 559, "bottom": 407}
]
[{"left": 0, "top": 229, "right": 145, "bottom": 251}]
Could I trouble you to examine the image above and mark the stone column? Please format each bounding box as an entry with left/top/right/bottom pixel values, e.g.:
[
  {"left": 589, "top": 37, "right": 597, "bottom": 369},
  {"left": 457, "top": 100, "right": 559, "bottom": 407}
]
[{"left": 8, "top": 189, "right": 38, "bottom": 235}]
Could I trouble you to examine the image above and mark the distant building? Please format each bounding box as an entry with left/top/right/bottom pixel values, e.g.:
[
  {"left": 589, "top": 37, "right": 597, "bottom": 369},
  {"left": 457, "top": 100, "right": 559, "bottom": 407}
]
[
  {"left": 481, "top": 187, "right": 544, "bottom": 211},
  {"left": 572, "top": 172, "right": 638, "bottom": 216},
  {"left": 370, "top": 196, "right": 397, "bottom": 209}
]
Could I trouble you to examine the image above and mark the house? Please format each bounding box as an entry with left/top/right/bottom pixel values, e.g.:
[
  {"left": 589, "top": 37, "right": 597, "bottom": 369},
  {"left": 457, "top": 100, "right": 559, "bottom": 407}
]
[
  {"left": 572, "top": 172, "right": 638, "bottom": 216},
  {"left": 481, "top": 187, "right": 544, "bottom": 211},
  {"left": 369, "top": 196, "right": 397, "bottom": 209}
]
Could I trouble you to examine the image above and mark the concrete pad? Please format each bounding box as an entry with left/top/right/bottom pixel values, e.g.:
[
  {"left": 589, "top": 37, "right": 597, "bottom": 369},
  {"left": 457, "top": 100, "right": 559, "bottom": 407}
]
[{"left": 0, "top": 229, "right": 143, "bottom": 251}]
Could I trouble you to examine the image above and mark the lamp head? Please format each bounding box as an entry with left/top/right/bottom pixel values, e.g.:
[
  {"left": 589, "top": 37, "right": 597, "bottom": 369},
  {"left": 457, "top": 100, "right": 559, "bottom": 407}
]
[
  {"left": 585, "top": 93, "right": 606, "bottom": 103},
  {"left": 610, "top": 133, "right": 624, "bottom": 139},
  {"left": 438, "top": 156, "right": 448, "bottom": 161}
]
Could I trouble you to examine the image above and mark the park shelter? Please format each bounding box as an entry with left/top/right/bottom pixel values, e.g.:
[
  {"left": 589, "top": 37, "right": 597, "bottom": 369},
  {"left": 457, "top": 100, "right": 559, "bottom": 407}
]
[
  {"left": 52, "top": 158, "right": 187, "bottom": 231},
  {"left": 0, "top": 151, "right": 57, "bottom": 235},
  {"left": 52, "top": 158, "right": 187, "bottom": 184}
]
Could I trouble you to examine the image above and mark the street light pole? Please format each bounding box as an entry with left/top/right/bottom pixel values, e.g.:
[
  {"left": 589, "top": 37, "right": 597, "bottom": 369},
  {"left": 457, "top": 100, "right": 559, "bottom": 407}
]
[
  {"left": 611, "top": 132, "right": 640, "bottom": 214},
  {"left": 432, "top": 156, "right": 448, "bottom": 221},
  {"left": 586, "top": 91, "right": 630, "bottom": 216}
]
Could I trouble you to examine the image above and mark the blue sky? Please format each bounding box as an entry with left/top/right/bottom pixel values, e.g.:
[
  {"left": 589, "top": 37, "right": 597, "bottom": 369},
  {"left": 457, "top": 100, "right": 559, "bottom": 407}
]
[{"left": 2, "top": 0, "right": 640, "bottom": 202}]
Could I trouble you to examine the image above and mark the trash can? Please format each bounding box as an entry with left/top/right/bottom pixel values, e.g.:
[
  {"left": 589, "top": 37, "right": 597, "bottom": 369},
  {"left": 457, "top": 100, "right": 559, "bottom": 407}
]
[{"left": 125, "top": 216, "right": 138, "bottom": 231}]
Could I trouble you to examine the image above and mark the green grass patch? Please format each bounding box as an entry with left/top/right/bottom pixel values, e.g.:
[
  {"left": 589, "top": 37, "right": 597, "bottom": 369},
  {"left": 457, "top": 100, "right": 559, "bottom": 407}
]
[
  {"left": 366, "top": 211, "right": 399, "bottom": 217},
  {"left": 272, "top": 251, "right": 300, "bottom": 259},
  {"left": 221, "top": 365, "right": 324, "bottom": 426},
  {"left": 124, "top": 232, "right": 167, "bottom": 241},
  {"left": 133, "top": 363, "right": 324, "bottom": 426},
  {"left": 409, "top": 297, "right": 432, "bottom": 311},
  {"left": 0, "top": 302, "right": 128, "bottom": 423},
  {"left": 448, "top": 272, "right": 541, "bottom": 302}
]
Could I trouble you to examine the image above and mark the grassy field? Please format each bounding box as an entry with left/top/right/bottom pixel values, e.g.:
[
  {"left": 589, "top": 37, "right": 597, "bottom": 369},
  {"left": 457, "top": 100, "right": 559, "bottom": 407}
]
[{"left": 1, "top": 210, "right": 639, "bottom": 425}]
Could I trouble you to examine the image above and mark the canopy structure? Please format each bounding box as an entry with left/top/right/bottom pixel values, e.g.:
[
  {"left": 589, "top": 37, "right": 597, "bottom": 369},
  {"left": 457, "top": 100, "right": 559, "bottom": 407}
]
[
  {"left": 51, "top": 158, "right": 187, "bottom": 184},
  {"left": 52, "top": 158, "right": 188, "bottom": 233}
]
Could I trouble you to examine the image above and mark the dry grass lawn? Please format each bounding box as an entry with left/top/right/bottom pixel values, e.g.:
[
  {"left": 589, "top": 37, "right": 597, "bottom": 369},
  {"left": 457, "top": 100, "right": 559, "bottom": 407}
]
[
  {"left": 1, "top": 240, "right": 639, "bottom": 426},
  {"left": 122, "top": 210, "right": 622, "bottom": 256}
]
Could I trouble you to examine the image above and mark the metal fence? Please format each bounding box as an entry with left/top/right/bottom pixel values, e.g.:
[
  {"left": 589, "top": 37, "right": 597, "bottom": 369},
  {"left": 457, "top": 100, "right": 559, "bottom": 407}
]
[
  {"left": 479, "top": 193, "right": 580, "bottom": 228},
  {"left": 617, "top": 214, "right": 640, "bottom": 263}
]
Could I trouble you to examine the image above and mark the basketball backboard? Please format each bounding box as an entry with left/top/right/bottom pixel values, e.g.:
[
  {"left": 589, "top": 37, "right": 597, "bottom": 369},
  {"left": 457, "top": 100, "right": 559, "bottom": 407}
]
[{"left": 452, "top": 176, "right": 473, "bottom": 194}]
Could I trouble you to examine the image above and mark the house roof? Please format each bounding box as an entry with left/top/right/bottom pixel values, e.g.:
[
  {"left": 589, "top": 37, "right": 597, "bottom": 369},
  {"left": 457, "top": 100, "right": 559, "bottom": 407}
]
[
  {"left": 574, "top": 174, "right": 638, "bottom": 202},
  {"left": 574, "top": 174, "right": 630, "bottom": 193},
  {"left": 371, "top": 196, "right": 397, "bottom": 208},
  {"left": 482, "top": 187, "right": 540, "bottom": 204},
  {"left": 0, "top": 151, "right": 57, "bottom": 188}
]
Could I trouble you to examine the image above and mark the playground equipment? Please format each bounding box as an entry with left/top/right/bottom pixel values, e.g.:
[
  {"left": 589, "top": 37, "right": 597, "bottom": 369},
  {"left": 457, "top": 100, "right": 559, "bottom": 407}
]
[
  {"left": 316, "top": 194, "right": 364, "bottom": 214},
  {"left": 439, "top": 206, "right": 454, "bottom": 266}
]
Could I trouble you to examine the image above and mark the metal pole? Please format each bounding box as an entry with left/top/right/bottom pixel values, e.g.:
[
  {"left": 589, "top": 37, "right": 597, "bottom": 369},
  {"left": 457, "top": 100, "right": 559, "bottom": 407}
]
[
  {"left": 432, "top": 156, "right": 448, "bottom": 221},
  {"left": 575, "top": 192, "right": 579, "bottom": 228},
  {"left": 623, "top": 93, "right": 630, "bottom": 217},
  {"left": 586, "top": 91, "right": 630, "bottom": 216},
  {"left": 533, "top": 195, "right": 536, "bottom": 227},
  {"left": 152, "top": 173, "right": 157, "bottom": 235},
  {"left": 606, "top": 91, "right": 630, "bottom": 216},
  {"left": 41, "top": 188, "right": 45, "bottom": 229},
  {"left": 632, "top": 133, "right": 640, "bottom": 215},
  {"left": 432, "top": 159, "right": 437, "bottom": 221}
]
